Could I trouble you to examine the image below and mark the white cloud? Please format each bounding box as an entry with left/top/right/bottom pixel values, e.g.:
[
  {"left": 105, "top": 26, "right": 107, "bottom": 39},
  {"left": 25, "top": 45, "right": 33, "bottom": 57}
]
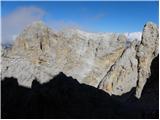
[
  {"left": 46, "top": 19, "right": 83, "bottom": 32},
  {"left": 2, "top": 6, "right": 45, "bottom": 44}
]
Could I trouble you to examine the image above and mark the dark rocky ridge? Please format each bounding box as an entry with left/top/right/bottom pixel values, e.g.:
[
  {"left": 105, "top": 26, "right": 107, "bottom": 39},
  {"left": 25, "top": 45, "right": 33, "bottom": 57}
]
[{"left": 1, "top": 56, "right": 159, "bottom": 119}]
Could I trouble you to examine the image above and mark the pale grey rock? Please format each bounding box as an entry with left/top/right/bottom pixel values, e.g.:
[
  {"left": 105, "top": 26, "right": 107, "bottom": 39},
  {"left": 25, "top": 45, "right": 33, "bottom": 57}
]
[
  {"left": 2, "top": 21, "right": 126, "bottom": 87},
  {"left": 135, "top": 22, "right": 159, "bottom": 98},
  {"left": 98, "top": 22, "right": 159, "bottom": 98},
  {"left": 1, "top": 21, "right": 159, "bottom": 99},
  {"left": 98, "top": 40, "right": 138, "bottom": 95}
]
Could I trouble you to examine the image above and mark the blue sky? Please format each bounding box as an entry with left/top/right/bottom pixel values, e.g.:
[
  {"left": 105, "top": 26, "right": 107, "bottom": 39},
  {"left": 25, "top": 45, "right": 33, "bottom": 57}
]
[{"left": 1, "top": 1, "right": 159, "bottom": 44}]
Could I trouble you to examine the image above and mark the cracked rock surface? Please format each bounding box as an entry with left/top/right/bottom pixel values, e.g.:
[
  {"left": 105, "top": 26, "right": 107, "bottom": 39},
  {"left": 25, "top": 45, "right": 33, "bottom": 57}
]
[
  {"left": 135, "top": 22, "right": 159, "bottom": 98},
  {"left": 1, "top": 21, "right": 159, "bottom": 98}
]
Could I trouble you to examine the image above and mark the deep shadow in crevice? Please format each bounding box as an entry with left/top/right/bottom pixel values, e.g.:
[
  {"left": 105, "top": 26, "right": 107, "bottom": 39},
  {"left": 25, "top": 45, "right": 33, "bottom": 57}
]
[{"left": 1, "top": 56, "right": 159, "bottom": 119}]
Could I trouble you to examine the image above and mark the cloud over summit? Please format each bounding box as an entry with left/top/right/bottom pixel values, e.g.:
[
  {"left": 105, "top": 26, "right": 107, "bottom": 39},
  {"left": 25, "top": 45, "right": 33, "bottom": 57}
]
[{"left": 2, "top": 6, "right": 45, "bottom": 44}]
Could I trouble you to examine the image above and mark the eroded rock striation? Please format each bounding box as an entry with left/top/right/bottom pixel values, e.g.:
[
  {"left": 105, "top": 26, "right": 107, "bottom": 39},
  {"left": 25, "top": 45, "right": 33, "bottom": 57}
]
[
  {"left": 98, "top": 40, "right": 138, "bottom": 96},
  {"left": 1, "top": 21, "right": 159, "bottom": 98},
  {"left": 135, "top": 22, "right": 159, "bottom": 98}
]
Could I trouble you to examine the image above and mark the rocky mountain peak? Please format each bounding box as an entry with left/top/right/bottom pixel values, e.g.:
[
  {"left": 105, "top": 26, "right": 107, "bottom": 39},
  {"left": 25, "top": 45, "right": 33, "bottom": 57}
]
[
  {"left": 2, "top": 21, "right": 159, "bottom": 98},
  {"left": 135, "top": 21, "right": 159, "bottom": 98},
  {"left": 22, "top": 21, "right": 49, "bottom": 33},
  {"left": 10, "top": 21, "right": 58, "bottom": 58}
]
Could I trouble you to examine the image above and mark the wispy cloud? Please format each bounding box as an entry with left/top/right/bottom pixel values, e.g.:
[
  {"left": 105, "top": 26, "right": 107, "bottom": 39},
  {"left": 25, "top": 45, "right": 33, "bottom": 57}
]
[
  {"left": 2, "top": 6, "right": 84, "bottom": 44},
  {"left": 2, "top": 6, "right": 45, "bottom": 44},
  {"left": 2, "top": 6, "right": 103, "bottom": 45},
  {"left": 46, "top": 19, "right": 83, "bottom": 32},
  {"left": 80, "top": 7, "right": 106, "bottom": 21},
  {"left": 92, "top": 13, "right": 106, "bottom": 20}
]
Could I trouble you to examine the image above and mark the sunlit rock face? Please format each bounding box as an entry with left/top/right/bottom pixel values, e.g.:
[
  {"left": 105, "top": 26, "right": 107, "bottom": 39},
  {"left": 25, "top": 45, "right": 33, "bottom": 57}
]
[
  {"left": 1, "top": 21, "right": 158, "bottom": 98},
  {"left": 135, "top": 22, "right": 159, "bottom": 98},
  {"left": 98, "top": 40, "right": 138, "bottom": 96}
]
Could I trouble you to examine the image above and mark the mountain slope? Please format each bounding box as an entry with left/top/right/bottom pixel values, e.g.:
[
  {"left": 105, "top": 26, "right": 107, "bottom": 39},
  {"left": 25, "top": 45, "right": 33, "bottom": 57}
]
[
  {"left": 1, "top": 21, "right": 159, "bottom": 98},
  {"left": 2, "top": 54, "right": 158, "bottom": 119}
]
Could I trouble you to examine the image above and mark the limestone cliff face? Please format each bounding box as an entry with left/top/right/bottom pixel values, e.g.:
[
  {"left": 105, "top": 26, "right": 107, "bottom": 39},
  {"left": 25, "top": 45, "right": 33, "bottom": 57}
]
[
  {"left": 135, "top": 22, "right": 159, "bottom": 98},
  {"left": 98, "top": 40, "right": 138, "bottom": 96},
  {"left": 1, "top": 21, "right": 159, "bottom": 98}
]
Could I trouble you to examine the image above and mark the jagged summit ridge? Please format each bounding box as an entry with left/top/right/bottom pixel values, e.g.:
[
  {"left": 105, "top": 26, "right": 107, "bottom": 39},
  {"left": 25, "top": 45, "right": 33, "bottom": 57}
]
[{"left": 2, "top": 21, "right": 159, "bottom": 98}]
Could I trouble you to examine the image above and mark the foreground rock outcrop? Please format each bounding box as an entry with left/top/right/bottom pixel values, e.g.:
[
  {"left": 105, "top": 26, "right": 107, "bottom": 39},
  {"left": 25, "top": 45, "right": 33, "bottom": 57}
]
[
  {"left": 135, "top": 22, "right": 159, "bottom": 98},
  {"left": 1, "top": 21, "right": 159, "bottom": 98},
  {"left": 2, "top": 62, "right": 159, "bottom": 118}
]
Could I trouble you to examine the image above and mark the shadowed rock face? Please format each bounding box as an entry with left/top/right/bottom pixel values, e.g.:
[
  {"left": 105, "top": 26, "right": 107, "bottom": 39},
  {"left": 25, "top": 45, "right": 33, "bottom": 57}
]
[
  {"left": 138, "top": 55, "right": 159, "bottom": 115},
  {"left": 1, "top": 21, "right": 159, "bottom": 98},
  {"left": 1, "top": 55, "right": 159, "bottom": 119},
  {"left": 118, "top": 55, "right": 159, "bottom": 118}
]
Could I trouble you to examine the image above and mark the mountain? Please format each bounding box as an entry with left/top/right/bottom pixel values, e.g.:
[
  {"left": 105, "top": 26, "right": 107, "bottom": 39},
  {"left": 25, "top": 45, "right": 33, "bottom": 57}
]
[
  {"left": 1, "top": 56, "right": 159, "bottom": 118},
  {"left": 1, "top": 21, "right": 159, "bottom": 98}
]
